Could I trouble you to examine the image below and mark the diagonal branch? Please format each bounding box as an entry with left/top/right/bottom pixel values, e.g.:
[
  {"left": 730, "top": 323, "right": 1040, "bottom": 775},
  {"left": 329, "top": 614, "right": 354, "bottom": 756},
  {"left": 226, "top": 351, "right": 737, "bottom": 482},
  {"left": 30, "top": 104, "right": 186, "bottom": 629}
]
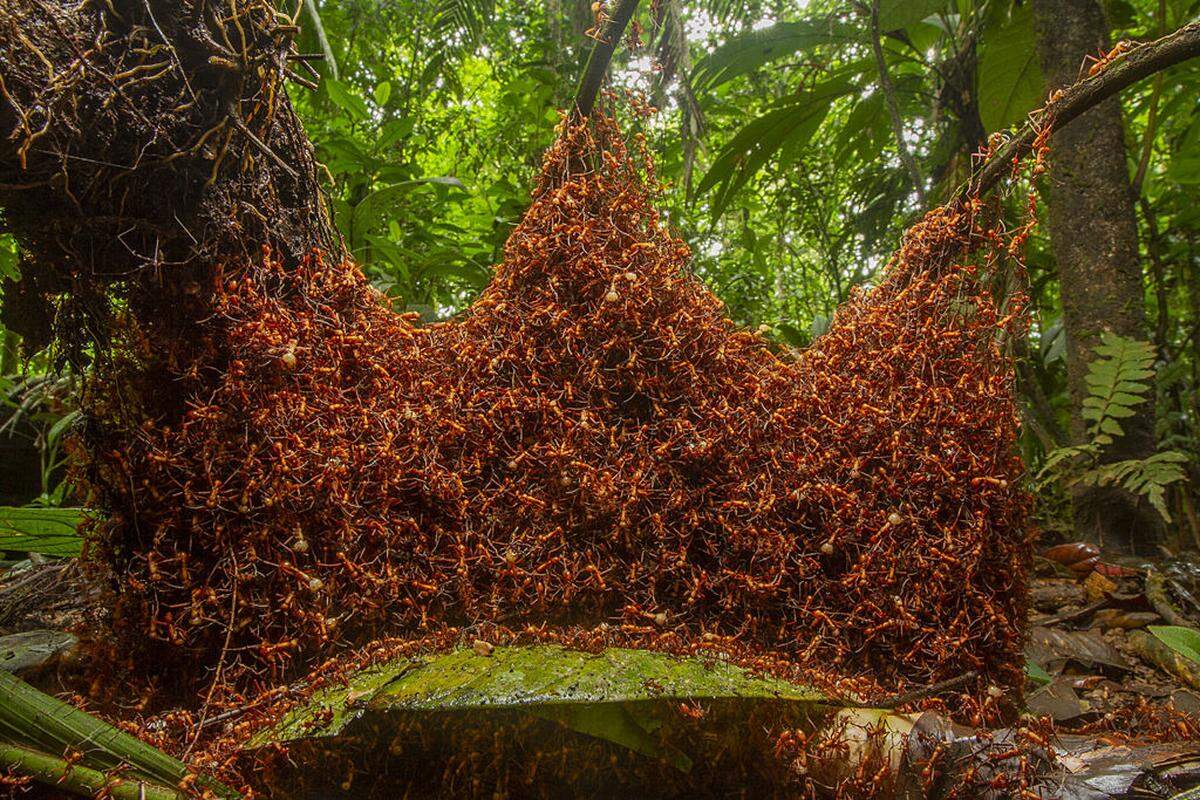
[
  {"left": 573, "top": 0, "right": 641, "bottom": 119},
  {"left": 965, "top": 20, "right": 1200, "bottom": 200}
]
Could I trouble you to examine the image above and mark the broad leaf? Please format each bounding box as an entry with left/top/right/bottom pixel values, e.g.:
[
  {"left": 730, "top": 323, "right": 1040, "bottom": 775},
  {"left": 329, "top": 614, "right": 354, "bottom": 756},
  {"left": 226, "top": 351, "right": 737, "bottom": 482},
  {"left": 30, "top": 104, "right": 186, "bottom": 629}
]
[
  {"left": 0, "top": 507, "right": 85, "bottom": 557},
  {"left": 698, "top": 77, "right": 857, "bottom": 218},
  {"left": 1149, "top": 625, "right": 1200, "bottom": 665},
  {"left": 977, "top": 5, "right": 1045, "bottom": 133},
  {"left": 325, "top": 79, "right": 371, "bottom": 122},
  {"left": 691, "top": 20, "right": 855, "bottom": 91},
  {"left": 350, "top": 177, "right": 467, "bottom": 247},
  {"left": 877, "top": 0, "right": 946, "bottom": 31},
  {"left": 253, "top": 644, "right": 829, "bottom": 774}
]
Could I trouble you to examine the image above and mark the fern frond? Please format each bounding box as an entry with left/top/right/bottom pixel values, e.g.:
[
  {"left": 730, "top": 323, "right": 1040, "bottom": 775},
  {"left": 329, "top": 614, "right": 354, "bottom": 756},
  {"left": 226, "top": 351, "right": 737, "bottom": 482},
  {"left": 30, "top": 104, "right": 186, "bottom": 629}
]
[
  {"left": 1084, "top": 450, "right": 1189, "bottom": 523},
  {"left": 1079, "top": 332, "right": 1155, "bottom": 440}
]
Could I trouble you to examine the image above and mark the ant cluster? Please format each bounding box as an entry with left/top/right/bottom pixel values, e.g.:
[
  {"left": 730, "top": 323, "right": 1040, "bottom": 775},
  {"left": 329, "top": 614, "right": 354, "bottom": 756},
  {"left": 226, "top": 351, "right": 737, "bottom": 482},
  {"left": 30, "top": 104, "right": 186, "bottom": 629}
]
[{"left": 80, "top": 106, "right": 1032, "bottom": 711}]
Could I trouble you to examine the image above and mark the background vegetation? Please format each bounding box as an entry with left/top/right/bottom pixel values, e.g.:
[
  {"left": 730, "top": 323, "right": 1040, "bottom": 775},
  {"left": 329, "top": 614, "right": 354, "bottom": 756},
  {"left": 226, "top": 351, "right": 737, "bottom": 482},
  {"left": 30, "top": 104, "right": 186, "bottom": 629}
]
[{"left": 2, "top": 0, "right": 1199, "bottom": 551}]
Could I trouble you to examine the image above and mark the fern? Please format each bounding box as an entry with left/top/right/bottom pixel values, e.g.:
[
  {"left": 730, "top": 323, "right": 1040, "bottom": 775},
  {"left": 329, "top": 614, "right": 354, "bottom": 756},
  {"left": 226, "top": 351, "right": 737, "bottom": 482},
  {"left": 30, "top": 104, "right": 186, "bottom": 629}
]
[
  {"left": 1079, "top": 332, "right": 1156, "bottom": 445},
  {"left": 1039, "top": 332, "right": 1190, "bottom": 523}
]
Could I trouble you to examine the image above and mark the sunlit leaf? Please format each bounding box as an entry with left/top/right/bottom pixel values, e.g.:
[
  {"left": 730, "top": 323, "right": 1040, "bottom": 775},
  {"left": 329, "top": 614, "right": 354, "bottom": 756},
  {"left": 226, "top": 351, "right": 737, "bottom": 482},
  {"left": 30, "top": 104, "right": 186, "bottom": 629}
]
[{"left": 691, "top": 19, "right": 855, "bottom": 91}]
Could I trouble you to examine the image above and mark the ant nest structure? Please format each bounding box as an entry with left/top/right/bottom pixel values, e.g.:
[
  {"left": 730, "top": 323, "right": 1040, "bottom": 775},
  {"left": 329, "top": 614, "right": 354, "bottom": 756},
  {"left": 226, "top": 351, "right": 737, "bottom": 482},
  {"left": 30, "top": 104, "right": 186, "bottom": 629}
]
[{"left": 81, "top": 107, "right": 1032, "bottom": 708}]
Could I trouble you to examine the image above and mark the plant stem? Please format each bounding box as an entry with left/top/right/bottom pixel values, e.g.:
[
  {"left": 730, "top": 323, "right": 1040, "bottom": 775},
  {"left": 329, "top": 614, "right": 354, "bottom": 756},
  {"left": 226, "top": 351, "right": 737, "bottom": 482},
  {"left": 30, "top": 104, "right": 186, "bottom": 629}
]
[
  {"left": 303, "top": 0, "right": 338, "bottom": 80},
  {"left": 573, "top": 0, "right": 641, "bottom": 118},
  {"left": 0, "top": 743, "right": 182, "bottom": 800}
]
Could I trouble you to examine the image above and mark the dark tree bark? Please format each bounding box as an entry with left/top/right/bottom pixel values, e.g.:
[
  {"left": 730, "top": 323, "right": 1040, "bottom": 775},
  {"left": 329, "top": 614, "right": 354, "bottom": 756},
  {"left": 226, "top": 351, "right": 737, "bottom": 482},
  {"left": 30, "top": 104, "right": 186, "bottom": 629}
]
[
  {"left": 0, "top": 0, "right": 338, "bottom": 359},
  {"left": 1031, "top": 0, "right": 1160, "bottom": 552}
]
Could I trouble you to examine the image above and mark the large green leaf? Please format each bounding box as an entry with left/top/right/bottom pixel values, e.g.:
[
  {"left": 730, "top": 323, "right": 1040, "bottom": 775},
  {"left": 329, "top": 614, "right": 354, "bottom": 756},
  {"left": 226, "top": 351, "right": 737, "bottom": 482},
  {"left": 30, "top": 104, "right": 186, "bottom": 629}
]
[
  {"left": 691, "top": 19, "right": 855, "bottom": 91},
  {"left": 977, "top": 5, "right": 1045, "bottom": 133},
  {"left": 349, "top": 177, "right": 467, "bottom": 248},
  {"left": 1148, "top": 625, "right": 1200, "bottom": 664},
  {"left": 0, "top": 670, "right": 238, "bottom": 798},
  {"left": 324, "top": 79, "right": 370, "bottom": 122},
  {"left": 1169, "top": 156, "right": 1200, "bottom": 184},
  {"left": 0, "top": 507, "right": 85, "bottom": 557},
  {"left": 877, "top": 0, "right": 946, "bottom": 31},
  {"left": 253, "top": 644, "right": 828, "bottom": 773},
  {"left": 697, "top": 77, "right": 857, "bottom": 218}
]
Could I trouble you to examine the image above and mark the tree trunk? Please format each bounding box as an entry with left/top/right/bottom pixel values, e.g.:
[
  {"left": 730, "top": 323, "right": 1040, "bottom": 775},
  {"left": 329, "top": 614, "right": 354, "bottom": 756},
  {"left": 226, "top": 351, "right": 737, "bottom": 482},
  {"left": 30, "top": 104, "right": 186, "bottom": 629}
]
[
  {"left": 1031, "top": 0, "right": 1160, "bottom": 553},
  {"left": 0, "top": 0, "right": 338, "bottom": 357}
]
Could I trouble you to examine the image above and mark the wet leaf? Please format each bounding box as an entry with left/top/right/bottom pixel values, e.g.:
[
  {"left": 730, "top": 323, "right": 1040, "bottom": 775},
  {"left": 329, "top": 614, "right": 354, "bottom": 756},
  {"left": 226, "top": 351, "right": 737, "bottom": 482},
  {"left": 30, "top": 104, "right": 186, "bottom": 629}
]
[
  {"left": 252, "top": 645, "right": 829, "bottom": 772},
  {"left": 0, "top": 630, "right": 76, "bottom": 674}
]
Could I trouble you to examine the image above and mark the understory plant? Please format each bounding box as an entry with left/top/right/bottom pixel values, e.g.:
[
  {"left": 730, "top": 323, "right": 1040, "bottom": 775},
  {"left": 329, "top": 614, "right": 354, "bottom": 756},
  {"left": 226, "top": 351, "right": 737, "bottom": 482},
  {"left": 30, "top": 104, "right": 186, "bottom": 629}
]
[{"left": 1038, "top": 332, "right": 1190, "bottom": 522}]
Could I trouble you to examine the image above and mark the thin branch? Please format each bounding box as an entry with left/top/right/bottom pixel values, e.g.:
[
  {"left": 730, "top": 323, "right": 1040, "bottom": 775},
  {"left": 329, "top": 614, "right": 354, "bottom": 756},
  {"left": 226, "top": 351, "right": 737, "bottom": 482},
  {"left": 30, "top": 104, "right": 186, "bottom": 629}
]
[
  {"left": 867, "top": 0, "right": 926, "bottom": 206},
  {"left": 573, "top": 0, "right": 641, "bottom": 119},
  {"left": 965, "top": 21, "right": 1200, "bottom": 200},
  {"left": 226, "top": 102, "right": 300, "bottom": 180}
]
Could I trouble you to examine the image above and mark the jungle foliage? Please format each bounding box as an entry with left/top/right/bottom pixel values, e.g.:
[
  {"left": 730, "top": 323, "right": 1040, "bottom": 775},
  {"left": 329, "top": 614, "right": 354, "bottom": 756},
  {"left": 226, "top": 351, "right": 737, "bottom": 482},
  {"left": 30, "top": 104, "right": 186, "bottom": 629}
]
[{"left": 2, "top": 0, "right": 1199, "bottom": 541}]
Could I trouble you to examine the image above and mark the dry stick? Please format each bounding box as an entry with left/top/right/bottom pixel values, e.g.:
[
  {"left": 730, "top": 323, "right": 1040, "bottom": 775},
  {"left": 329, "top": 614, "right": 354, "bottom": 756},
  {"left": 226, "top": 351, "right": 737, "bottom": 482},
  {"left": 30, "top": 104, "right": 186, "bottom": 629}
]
[
  {"left": 573, "top": 0, "right": 641, "bottom": 119},
  {"left": 836, "top": 671, "right": 980, "bottom": 709},
  {"left": 867, "top": 0, "right": 926, "bottom": 207},
  {"left": 965, "top": 20, "right": 1200, "bottom": 200}
]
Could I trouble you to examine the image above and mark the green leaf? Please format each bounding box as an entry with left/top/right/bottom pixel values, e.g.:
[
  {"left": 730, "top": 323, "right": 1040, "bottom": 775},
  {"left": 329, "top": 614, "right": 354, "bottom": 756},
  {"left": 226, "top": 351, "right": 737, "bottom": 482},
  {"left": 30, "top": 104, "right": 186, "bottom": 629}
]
[
  {"left": 877, "top": 0, "right": 945, "bottom": 31},
  {"left": 1169, "top": 156, "right": 1200, "bottom": 184},
  {"left": 977, "top": 5, "right": 1045, "bottom": 133},
  {"left": 0, "top": 507, "right": 85, "bottom": 558},
  {"left": 1025, "top": 659, "right": 1053, "bottom": 686},
  {"left": 377, "top": 118, "right": 415, "bottom": 151},
  {"left": 698, "top": 77, "right": 856, "bottom": 217},
  {"left": 0, "top": 669, "right": 239, "bottom": 797},
  {"left": 0, "top": 235, "right": 19, "bottom": 282},
  {"left": 351, "top": 178, "right": 467, "bottom": 246},
  {"left": 1149, "top": 626, "right": 1200, "bottom": 665},
  {"left": 373, "top": 81, "right": 392, "bottom": 107},
  {"left": 691, "top": 20, "right": 855, "bottom": 91},
  {"left": 325, "top": 79, "right": 370, "bottom": 122},
  {"left": 252, "top": 645, "right": 829, "bottom": 772}
]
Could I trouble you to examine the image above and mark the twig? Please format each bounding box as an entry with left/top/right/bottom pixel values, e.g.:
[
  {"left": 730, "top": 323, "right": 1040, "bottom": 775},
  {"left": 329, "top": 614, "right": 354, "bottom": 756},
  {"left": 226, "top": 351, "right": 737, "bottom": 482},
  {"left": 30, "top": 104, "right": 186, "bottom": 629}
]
[
  {"left": 964, "top": 21, "right": 1200, "bottom": 200},
  {"left": 837, "top": 670, "right": 979, "bottom": 709},
  {"left": 866, "top": 0, "right": 926, "bottom": 206},
  {"left": 142, "top": 0, "right": 196, "bottom": 103},
  {"left": 573, "top": 0, "right": 641, "bottom": 119},
  {"left": 225, "top": 102, "right": 299, "bottom": 180}
]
